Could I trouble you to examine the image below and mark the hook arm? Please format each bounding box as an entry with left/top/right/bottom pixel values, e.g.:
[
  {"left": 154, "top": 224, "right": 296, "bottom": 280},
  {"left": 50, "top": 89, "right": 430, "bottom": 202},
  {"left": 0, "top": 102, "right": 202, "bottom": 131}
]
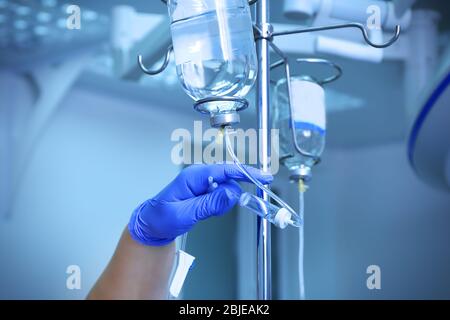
[
  {"left": 138, "top": 45, "right": 173, "bottom": 76},
  {"left": 272, "top": 23, "right": 401, "bottom": 49}
]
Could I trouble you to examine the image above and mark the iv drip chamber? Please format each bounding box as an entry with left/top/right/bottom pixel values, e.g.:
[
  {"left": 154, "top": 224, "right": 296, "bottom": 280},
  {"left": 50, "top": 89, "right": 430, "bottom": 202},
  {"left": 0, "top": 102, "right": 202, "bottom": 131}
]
[{"left": 238, "top": 192, "right": 301, "bottom": 229}]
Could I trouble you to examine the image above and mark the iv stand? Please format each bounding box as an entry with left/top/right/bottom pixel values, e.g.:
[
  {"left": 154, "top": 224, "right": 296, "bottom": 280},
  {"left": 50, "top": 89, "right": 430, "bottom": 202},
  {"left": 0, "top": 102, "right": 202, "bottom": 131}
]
[
  {"left": 255, "top": 0, "right": 271, "bottom": 300},
  {"left": 138, "top": 0, "right": 401, "bottom": 301},
  {"left": 251, "top": 0, "right": 399, "bottom": 300}
]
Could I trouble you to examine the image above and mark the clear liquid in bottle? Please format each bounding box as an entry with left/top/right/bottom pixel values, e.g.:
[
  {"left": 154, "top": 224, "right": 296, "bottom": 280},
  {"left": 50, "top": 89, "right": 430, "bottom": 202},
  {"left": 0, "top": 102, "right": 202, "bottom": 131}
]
[
  {"left": 170, "top": 5, "right": 257, "bottom": 113},
  {"left": 273, "top": 77, "right": 326, "bottom": 171}
]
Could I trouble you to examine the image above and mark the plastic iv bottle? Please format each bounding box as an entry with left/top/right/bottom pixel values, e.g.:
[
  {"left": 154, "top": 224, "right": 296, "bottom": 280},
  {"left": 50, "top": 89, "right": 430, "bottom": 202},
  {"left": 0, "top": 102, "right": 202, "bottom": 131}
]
[
  {"left": 167, "top": 0, "right": 257, "bottom": 114},
  {"left": 273, "top": 76, "right": 326, "bottom": 177}
]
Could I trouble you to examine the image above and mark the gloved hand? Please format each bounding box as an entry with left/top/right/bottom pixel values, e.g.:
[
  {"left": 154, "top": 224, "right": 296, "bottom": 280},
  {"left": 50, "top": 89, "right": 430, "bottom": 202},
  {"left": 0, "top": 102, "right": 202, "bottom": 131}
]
[{"left": 128, "top": 164, "right": 273, "bottom": 246}]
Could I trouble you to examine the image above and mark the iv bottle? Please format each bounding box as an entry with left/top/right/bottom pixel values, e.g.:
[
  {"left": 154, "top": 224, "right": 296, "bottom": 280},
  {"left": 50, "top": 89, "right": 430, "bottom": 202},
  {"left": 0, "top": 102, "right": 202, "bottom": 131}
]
[
  {"left": 272, "top": 76, "right": 326, "bottom": 178},
  {"left": 239, "top": 192, "right": 301, "bottom": 229},
  {"left": 167, "top": 0, "right": 257, "bottom": 115}
]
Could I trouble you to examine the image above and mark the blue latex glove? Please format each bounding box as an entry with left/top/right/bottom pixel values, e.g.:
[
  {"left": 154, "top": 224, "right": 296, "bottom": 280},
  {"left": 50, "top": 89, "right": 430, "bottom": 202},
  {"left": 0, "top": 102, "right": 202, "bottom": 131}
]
[{"left": 128, "top": 164, "right": 273, "bottom": 246}]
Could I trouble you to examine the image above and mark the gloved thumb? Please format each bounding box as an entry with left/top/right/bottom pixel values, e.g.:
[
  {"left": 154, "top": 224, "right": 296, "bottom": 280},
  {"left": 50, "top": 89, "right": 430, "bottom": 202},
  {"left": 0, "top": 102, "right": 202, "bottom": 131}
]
[{"left": 194, "top": 181, "right": 242, "bottom": 221}]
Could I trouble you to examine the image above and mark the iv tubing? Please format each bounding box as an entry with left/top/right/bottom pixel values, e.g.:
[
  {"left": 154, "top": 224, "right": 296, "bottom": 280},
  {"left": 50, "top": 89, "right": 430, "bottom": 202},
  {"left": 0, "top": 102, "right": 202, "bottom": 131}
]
[
  {"left": 298, "top": 179, "right": 306, "bottom": 300},
  {"left": 224, "top": 127, "right": 302, "bottom": 226}
]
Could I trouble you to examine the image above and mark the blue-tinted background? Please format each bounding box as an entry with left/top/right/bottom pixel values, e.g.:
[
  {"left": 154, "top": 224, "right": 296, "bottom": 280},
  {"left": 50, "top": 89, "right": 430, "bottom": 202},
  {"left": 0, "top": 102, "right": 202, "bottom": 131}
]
[{"left": 0, "top": 0, "right": 449, "bottom": 299}]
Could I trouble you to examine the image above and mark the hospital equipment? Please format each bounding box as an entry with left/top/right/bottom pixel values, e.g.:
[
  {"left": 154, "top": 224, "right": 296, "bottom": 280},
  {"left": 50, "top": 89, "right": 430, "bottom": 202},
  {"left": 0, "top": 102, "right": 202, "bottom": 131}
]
[
  {"left": 208, "top": 176, "right": 219, "bottom": 192},
  {"left": 297, "top": 179, "right": 307, "bottom": 300},
  {"left": 273, "top": 59, "right": 341, "bottom": 181},
  {"left": 141, "top": 0, "right": 257, "bottom": 128},
  {"left": 408, "top": 43, "right": 450, "bottom": 191},
  {"left": 138, "top": 0, "right": 400, "bottom": 300},
  {"left": 272, "top": 57, "right": 341, "bottom": 300},
  {"left": 273, "top": 58, "right": 340, "bottom": 298},
  {"left": 239, "top": 192, "right": 300, "bottom": 229},
  {"left": 209, "top": 173, "right": 292, "bottom": 231},
  {"left": 170, "top": 0, "right": 257, "bottom": 124},
  {"left": 224, "top": 127, "right": 301, "bottom": 224}
]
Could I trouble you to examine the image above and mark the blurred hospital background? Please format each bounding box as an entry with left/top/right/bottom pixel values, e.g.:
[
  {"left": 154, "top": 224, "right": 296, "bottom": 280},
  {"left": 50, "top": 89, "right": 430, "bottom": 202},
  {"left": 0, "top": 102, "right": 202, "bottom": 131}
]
[{"left": 0, "top": 0, "right": 450, "bottom": 299}]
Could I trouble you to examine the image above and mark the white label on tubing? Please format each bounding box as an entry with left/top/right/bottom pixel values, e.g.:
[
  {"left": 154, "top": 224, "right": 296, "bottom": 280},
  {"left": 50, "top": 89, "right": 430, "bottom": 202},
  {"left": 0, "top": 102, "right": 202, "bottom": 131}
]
[
  {"left": 290, "top": 79, "right": 326, "bottom": 131},
  {"left": 169, "top": 250, "right": 195, "bottom": 298}
]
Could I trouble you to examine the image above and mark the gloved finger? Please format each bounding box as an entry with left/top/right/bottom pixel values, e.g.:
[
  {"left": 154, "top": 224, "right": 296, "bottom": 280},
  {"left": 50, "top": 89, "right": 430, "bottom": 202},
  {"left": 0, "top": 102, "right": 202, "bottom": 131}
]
[
  {"left": 172, "top": 164, "right": 273, "bottom": 199},
  {"left": 194, "top": 181, "right": 242, "bottom": 221}
]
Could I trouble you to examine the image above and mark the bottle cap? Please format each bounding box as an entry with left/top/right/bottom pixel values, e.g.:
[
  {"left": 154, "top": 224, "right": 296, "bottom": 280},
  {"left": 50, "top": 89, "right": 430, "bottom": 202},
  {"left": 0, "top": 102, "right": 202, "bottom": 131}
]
[{"left": 273, "top": 208, "right": 292, "bottom": 229}]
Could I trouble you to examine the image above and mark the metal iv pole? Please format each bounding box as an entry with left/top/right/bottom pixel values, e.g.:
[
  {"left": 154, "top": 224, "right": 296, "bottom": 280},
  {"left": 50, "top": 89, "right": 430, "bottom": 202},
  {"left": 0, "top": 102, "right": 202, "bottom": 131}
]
[{"left": 255, "top": 0, "right": 272, "bottom": 300}]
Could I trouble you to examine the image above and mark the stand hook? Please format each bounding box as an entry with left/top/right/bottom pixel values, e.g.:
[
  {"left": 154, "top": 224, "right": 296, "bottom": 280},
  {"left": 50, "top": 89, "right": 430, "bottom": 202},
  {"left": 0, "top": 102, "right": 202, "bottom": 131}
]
[
  {"left": 138, "top": 45, "right": 173, "bottom": 76},
  {"left": 272, "top": 22, "right": 401, "bottom": 49}
]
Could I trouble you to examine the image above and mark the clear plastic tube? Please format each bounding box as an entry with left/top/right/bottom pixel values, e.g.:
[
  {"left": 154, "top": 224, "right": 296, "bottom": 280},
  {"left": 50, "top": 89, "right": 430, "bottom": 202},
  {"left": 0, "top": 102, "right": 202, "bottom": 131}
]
[
  {"left": 224, "top": 127, "right": 302, "bottom": 227},
  {"left": 298, "top": 180, "right": 306, "bottom": 300},
  {"left": 239, "top": 192, "right": 296, "bottom": 229}
]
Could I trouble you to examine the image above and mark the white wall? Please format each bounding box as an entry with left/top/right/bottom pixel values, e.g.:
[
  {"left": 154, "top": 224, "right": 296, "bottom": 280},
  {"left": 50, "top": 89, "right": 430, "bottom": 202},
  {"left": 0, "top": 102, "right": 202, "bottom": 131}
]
[{"left": 0, "top": 84, "right": 194, "bottom": 299}]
